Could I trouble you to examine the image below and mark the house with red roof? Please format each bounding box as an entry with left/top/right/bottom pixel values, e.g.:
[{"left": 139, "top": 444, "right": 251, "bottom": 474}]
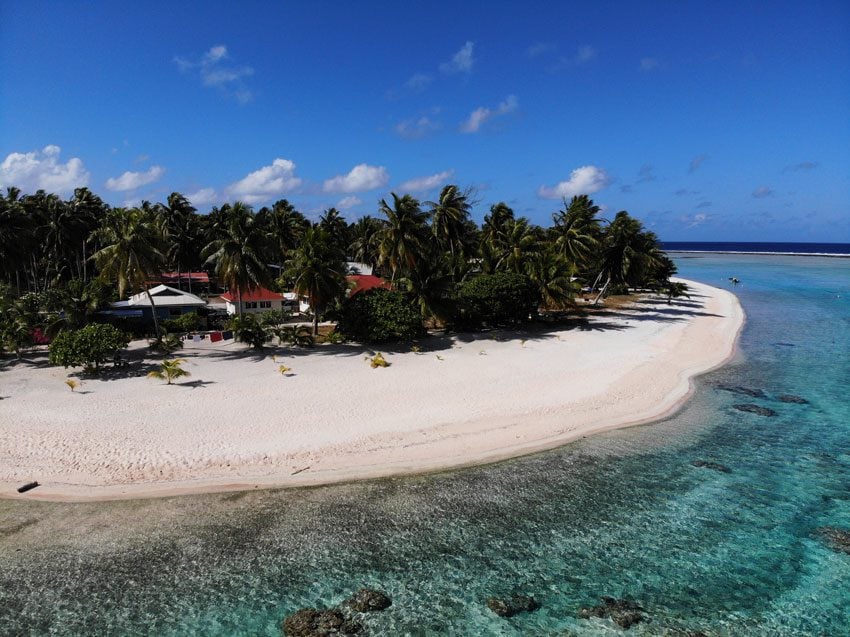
[
  {"left": 221, "top": 286, "right": 290, "bottom": 315},
  {"left": 347, "top": 275, "right": 392, "bottom": 298}
]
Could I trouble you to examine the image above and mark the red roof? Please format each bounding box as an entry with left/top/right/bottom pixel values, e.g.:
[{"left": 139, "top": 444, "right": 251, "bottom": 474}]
[
  {"left": 160, "top": 272, "right": 210, "bottom": 284},
  {"left": 347, "top": 275, "right": 392, "bottom": 297},
  {"left": 221, "top": 286, "right": 284, "bottom": 302}
]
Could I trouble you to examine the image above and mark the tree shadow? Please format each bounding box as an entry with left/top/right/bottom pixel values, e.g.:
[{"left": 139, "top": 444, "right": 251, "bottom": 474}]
[{"left": 174, "top": 379, "right": 216, "bottom": 389}]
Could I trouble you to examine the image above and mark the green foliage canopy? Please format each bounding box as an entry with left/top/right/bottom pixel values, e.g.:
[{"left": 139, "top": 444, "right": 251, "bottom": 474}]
[
  {"left": 48, "top": 323, "right": 130, "bottom": 371},
  {"left": 337, "top": 289, "right": 423, "bottom": 343}
]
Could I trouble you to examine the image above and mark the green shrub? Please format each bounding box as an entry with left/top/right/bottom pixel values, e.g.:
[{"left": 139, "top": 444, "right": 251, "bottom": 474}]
[
  {"left": 260, "top": 309, "right": 290, "bottom": 326},
  {"left": 275, "top": 324, "right": 314, "bottom": 347},
  {"left": 162, "top": 312, "right": 201, "bottom": 334},
  {"left": 455, "top": 272, "right": 540, "bottom": 328},
  {"left": 229, "top": 314, "right": 272, "bottom": 349},
  {"left": 48, "top": 323, "right": 130, "bottom": 372},
  {"left": 337, "top": 289, "right": 423, "bottom": 343}
]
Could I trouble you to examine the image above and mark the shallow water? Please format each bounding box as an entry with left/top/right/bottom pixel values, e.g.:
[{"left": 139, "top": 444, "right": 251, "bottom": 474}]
[{"left": 1, "top": 254, "right": 848, "bottom": 636}]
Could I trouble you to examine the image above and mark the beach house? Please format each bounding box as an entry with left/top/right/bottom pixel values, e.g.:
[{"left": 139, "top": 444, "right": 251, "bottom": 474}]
[
  {"left": 108, "top": 285, "right": 207, "bottom": 320},
  {"left": 221, "top": 287, "right": 290, "bottom": 315}
]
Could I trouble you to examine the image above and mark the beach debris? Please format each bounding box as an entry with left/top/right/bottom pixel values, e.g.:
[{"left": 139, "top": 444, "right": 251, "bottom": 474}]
[
  {"left": 291, "top": 466, "right": 310, "bottom": 475},
  {"left": 578, "top": 596, "right": 646, "bottom": 629},
  {"left": 278, "top": 364, "right": 292, "bottom": 375},
  {"left": 815, "top": 527, "right": 850, "bottom": 554},
  {"left": 773, "top": 342, "right": 796, "bottom": 347},
  {"left": 282, "top": 608, "right": 361, "bottom": 636},
  {"left": 344, "top": 588, "right": 392, "bottom": 612},
  {"left": 691, "top": 459, "right": 731, "bottom": 473},
  {"left": 479, "top": 350, "right": 487, "bottom": 355},
  {"left": 715, "top": 384, "right": 767, "bottom": 398},
  {"left": 64, "top": 379, "right": 81, "bottom": 392},
  {"left": 16, "top": 481, "right": 40, "bottom": 493},
  {"left": 411, "top": 344, "right": 422, "bottom": 353},
  {"left": 777, "top": 394, "right": 809, "bottom": 404},
  {"left": 369, "top": 352, "right": 389, "bottom": 368},
  {"left": 486, "top": 595, "right": 540, "bottom": 618},
  {"left": 733, "top": 403, "right": 777, "bottom": 417},
  {"left": 435, "top": 354, "right": 444, "bottom": 361},
  {"left": 520, "top": 339, "right": 527, "bottom": 348}
]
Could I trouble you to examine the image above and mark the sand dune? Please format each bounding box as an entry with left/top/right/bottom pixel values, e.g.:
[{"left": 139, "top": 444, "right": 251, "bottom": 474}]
[{"left": 0, "top": 279, "right": 743, "bottom": 501}]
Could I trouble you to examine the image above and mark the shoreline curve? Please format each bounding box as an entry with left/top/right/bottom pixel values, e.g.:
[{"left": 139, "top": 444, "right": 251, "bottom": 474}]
[{"left": 0, "top": 278, "right": 744, "bottom": 502}]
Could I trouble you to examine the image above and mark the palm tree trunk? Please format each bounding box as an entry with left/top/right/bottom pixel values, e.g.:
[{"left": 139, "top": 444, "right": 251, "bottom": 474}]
[
  {"left": 312, "top": 307, "right": 319, "bottom": 336},
  {"left": 145, "top": 287, "right": 161, "bottom": 338}
]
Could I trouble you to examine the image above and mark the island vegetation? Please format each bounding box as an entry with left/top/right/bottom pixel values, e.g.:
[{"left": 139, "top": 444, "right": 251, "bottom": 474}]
[{"left": 0, "top": 184, "right": 680, "bottom": 360}]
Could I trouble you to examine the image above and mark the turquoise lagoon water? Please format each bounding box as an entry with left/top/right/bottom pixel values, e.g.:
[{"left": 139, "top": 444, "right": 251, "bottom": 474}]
[{"left": 1, "top": 254, "right": 848, "bottom": 636}]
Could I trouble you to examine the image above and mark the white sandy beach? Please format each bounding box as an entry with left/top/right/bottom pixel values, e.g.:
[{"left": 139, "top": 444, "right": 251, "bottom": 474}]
[{"left": 0, "top": 279, "right": 743, "bottom": 501}]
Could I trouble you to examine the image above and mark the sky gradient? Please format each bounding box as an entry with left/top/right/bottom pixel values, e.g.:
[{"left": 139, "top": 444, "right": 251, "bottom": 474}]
[{"left": 1, "top": 1, "right": 848, "bottom": 241}]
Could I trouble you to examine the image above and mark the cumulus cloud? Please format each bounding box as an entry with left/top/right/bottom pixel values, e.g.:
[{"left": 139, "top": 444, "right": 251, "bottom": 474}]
[
  {"left": 575, "top": 45, "right": 597, "bottom": 63},
  {"left": 0, "top": 145, "right": 90, "bottom": 194},
  {"left": 398, "top": 170, "right": 454, "bottom": 193},
  {"left": 336, "top": 196, "right": 362, "bottom": 210},
  {"left": 688, "top": 154, "right": 708, "bottom": 173},
  {"left": 174, "top": 44, "right": 255, "bottom": 103},
  {"left": 640, "top": 57, "right": 659, "bottom": 71},
  {"left": 105, "top": 165, "right": 165, "bottom": 192},
  {"left": 187, "top": 187, "right": 218, "bottom": 206},
  {"left": 323, "top": 164, "right": 389, "bottom": 194},
  {"left": 681, "top": 213, "right": 709, "bottom": 228},
  {"left": 752, "top": 185, "right": 773, "bottom": 198},
  {"left": 227, "top": 159, "right": 302, "bottom": 204},
  {"left": 460, "top": 95, "right": 518, "bottom": 133},
  {"left": 440, "top": 42, "right": 475, "bottom": 74},
  {"left": 537, "top": 165, "right": 612, "bottom": 199},
  {"left": 395, "top": 116, "right": 441, "bottom": 139}
]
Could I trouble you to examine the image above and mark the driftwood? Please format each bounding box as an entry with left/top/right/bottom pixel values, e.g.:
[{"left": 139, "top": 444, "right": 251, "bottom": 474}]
[{"left": 17, "top": 481, "right": 39, "bottom": 493}]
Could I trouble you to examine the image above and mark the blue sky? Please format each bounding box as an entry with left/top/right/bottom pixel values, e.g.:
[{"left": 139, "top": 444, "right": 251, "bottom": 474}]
[{"left": 1, "top": 1, "right": 848, "bottom": 241}]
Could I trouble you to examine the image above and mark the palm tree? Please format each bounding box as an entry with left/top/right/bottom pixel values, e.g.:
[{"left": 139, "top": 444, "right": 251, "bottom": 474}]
[
  {"left": 428, "top": 185, "right": 471, "bottom": 265},
  {"left": 525, "top": 248, "right": 578, "bottom": 310},
  {"left": 318, "top": 207, "right": 349, "bottom": 254},
  {"left": 156, "top": 192, "right": 199, "bottom": 292},
  {"left": 399, "top": 253, "right": 454, "bottom": 324},
  {"left": 551, "top": 195, "right": 600, "bottom": 271},
  {"left": 377, "top": 193, "right": 428, "bottom": 282},
  {"left": 257, "top": 199, "right": 308, "bottom": 263},
  {"left": 0, "top": 187, "right": 33, "bottom": 290},
  {"left": 202, "top": 202, "right": 271, "bottom": 317},
  {"left": 348, "top": 215, "right": 383, "bottom": 269},
  {"left": 93, "top": 207, "right": 166, "bottom": 337},
  {"left": 497, "top": 217, "right": 540, "bottom": 274},
  {"left": 481, "top": 202, "right": 514, "bottom": 251},
  {"left": 147, "top": 358, "right": 191, "bottom": 385},
  {"left": 284, "top": 226, "right": 347, "bottom": 336}
]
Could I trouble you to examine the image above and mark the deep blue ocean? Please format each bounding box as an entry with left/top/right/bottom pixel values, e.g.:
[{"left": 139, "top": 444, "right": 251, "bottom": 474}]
[
  {"left": 663, "top": 241, "right": 850, "bottom": 256},
  {"left": 1, "top": 253, "right": 848, "bottom": 636}
]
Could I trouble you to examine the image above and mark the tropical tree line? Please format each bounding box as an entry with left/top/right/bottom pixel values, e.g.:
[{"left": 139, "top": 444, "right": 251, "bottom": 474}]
[{"left": 0, "top": 184, "right": 679, "bottom": 354}]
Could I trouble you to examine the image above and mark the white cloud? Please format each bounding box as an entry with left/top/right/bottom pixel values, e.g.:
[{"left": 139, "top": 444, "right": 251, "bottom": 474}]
[
  {"left": 752, "top": 186, "right": 773, "bottom": 198},
  {"left": 398, "top": 170, "right": 454, "bottom": 193},
  {"left": 395, "top": 116, "right": 441, "bottom": 139},
  {"left": 576, "top": 45, "right": 596, "bottom": 63},
  {"left": 405, "top": 73, "right": 433, "bottom": 92},
  {"left": 460, "top": 95, "right": 518, "bottom": 133},
  {"left": 526, "top": 42, "right": 556, "bottom": 58},
  {"left": 537, "top": 165, "right": 612, "bottom": 199},
  {"left": 227, "top": 158, "right": 302, "bottom": 204},
  {"left": 640, "top": 57, "right": 659, "bottom": 71},
  {"left": 336, "top": 196, "right": 362, "bottom": 210},
  {"left": 0, "top": 145, "right": 90, "bottom": 194},
  {"left": 174, "top": 44, "right": 254, "bottom": 103},
  {"left": 105, "top": 165, "right": 165, "bottom": 192},
  {"left": 187, "top": 187, "right": 218, "bottom": 206},
  {"left": 440, "top": 41, "right": 475, "bottom": 74},
  {"left": 323, "top": 164, "right": 389, "bottom": 194}
]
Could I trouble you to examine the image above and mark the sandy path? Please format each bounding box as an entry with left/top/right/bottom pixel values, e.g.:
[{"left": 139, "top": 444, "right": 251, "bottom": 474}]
[{"left": 0, "top": 279, "right": 743, "bottom": 501}]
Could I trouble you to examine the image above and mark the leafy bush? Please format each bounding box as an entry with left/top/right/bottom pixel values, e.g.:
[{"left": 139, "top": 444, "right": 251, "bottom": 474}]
[
  {"left": 49, "top": 323, "right": 130, "bottom": 372},
  {"left": 162, "top": 312, "right": 202, "bottom": 334},
  {"left": 455, "top": 272, "right": 540, "bottom": 328},
  {"left": 229, "top": 314, "right": 272, "bottom": 349},
  {"left": 275, "top": 324, "right": 314, "bottom": 347},
  {"left": 260, "top": 309, "right": 290, "bottom": 326},
  {"left": 337, "top": 289, "right": 423, "bottom": 343},
  {"left": 149, "top": 332, "right": 183, "bottom": 353}
]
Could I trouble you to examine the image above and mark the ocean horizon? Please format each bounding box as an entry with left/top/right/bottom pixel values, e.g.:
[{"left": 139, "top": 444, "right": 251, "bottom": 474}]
[
  {"left": 1, "top": 253, "right": 848, "bottom": 635},
  {"left": 662, "top": 241, "right": 850, "bottom": 256}
]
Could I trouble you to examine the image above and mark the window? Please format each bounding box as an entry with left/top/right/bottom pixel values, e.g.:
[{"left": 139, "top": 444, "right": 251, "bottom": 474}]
[
  {"left": 259, "top": 301, "right": 271, "bottom": 308},
  {"left": 245, "top": 301, "right": 257, "bottom": 309}
]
